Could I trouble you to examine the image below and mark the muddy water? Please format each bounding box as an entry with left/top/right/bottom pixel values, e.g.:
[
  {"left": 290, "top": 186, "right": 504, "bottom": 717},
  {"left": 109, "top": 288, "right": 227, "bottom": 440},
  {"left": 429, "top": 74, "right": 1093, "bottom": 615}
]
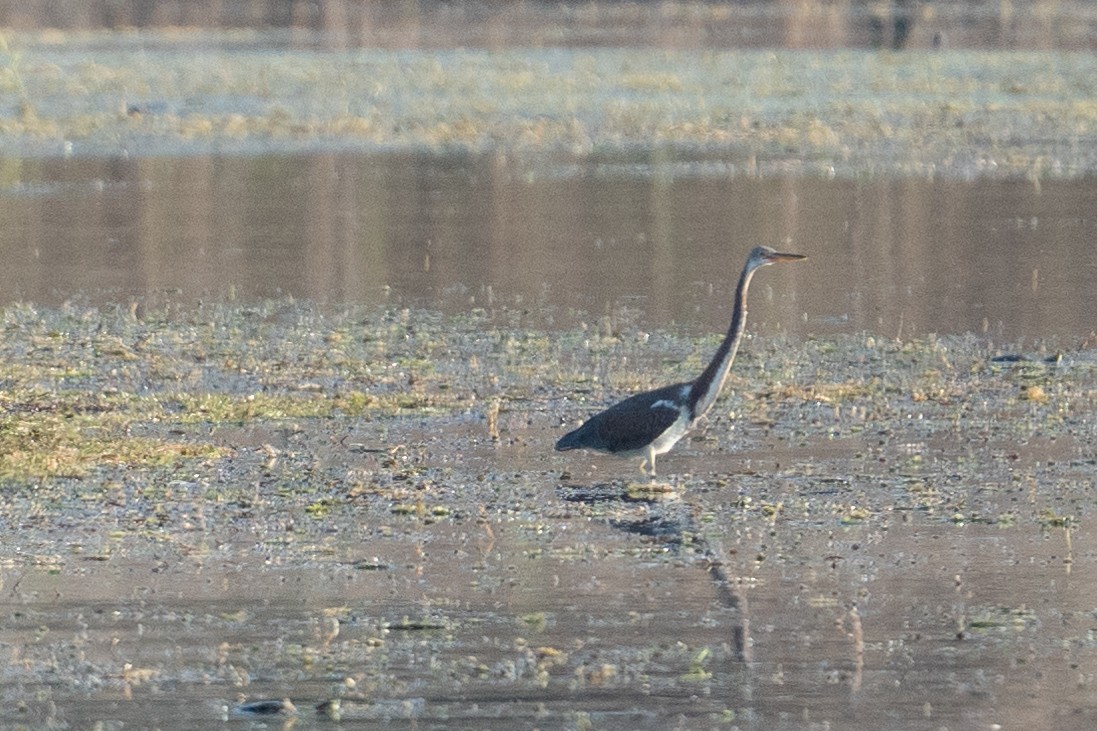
[
  {"left": 1, "top": 151, "right": 1095, "bottom": 341},
  {"left": 3, "top": 524, "right": 1088, "bottom": 731},
  {"left": 3, "top": 410, "right": 1095, "bottom": 730}
]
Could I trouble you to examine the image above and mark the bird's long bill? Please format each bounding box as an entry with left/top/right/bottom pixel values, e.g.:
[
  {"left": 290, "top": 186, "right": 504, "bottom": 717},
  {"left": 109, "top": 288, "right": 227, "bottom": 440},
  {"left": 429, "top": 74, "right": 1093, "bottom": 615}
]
[{"left": 765, "top": 251, "right": 807, "bottom": 263}]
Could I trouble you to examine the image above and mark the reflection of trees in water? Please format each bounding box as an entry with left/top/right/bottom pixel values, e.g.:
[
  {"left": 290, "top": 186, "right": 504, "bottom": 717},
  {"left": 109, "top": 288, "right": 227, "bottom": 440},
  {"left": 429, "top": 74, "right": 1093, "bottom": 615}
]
[
  {"left": 0, "top": 1, "right": 1091, "bottom": 51},
  {"left": 868, "top": 0, "right": 916, "bottom": 49}
]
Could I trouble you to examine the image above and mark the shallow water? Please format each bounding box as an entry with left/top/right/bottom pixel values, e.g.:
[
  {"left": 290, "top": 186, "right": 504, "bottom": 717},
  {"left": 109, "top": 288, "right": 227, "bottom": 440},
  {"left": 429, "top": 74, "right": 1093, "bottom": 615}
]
[
  {"left": 0, "top": 299, "right": 1094, "bottom": 730},
  {"left": 2, "top": 4, "right": 1097, "bottom": 730},
  {"left": 3, "top": 406, "right": 1096, "bottom": 730},
  {"left": 2, "top": 151, "right": 1095, "bottom": 342}
]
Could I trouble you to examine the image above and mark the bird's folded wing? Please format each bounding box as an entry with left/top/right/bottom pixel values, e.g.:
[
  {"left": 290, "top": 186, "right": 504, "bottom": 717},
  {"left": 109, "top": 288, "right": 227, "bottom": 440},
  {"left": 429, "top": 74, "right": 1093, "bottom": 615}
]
[{"left": 595, "top": 399, "right": 681, "bottom": 453}]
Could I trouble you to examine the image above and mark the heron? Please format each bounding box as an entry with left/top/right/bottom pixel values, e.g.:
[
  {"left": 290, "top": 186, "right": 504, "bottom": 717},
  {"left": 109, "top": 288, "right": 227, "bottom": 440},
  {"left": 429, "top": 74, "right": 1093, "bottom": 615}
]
[{"left": 555, "top": 245, "right": 806, "bottom": 476}]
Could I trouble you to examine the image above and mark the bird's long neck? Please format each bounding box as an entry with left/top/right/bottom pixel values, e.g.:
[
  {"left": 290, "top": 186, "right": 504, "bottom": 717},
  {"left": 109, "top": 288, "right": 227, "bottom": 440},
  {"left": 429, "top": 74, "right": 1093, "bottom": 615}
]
[{"left": 687, "top": 264, "right": 757, "bottom": 421}]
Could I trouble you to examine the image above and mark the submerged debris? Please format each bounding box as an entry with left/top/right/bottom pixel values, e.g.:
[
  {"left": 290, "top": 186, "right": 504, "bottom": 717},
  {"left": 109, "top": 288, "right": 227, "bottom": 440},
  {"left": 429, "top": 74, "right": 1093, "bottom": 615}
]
[{"left": 233, "top": 698, "right": 297, "bottom": 716}]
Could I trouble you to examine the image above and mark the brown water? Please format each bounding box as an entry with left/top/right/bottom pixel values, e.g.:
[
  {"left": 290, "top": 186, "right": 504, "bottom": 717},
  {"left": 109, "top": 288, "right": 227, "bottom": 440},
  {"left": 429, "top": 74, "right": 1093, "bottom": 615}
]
[{"left": 2, "top": 151, "right": 1095, "bottom": 342}]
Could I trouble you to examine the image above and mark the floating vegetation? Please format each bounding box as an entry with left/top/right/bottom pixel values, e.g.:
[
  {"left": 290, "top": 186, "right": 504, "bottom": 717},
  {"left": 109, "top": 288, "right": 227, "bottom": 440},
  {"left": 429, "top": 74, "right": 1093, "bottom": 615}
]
[
  {"left": 680, "top": 646, "right": 714, "bottom": 683},
  {"left": 0, "top": 297, "right": 1095, "bottom": 730},
  {"left": 0, "top": 299, "right": 1092, "bottom": 523},
  {"left": 963, "top": 606, "right": 1040, "bottom": 632}
]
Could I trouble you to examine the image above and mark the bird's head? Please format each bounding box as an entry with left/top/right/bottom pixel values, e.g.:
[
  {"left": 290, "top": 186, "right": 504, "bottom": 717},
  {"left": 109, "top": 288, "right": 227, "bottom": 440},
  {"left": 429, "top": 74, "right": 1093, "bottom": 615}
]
[{"left": 748, "top": 245, "right": 807, "bottom": 271}]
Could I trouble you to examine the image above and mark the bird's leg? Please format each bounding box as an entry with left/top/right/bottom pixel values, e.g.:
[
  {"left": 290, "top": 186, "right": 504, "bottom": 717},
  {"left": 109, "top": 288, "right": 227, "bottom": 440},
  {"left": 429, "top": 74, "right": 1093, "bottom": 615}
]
[{"left": 644, "top": 446, "right": 657, "bottom": 478}]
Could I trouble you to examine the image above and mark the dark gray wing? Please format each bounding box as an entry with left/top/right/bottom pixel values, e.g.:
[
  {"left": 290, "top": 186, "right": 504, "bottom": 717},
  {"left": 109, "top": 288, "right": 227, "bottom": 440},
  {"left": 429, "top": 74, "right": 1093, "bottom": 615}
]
[{"left": 557, "top": 384, "right": 685, "bottom": 454}]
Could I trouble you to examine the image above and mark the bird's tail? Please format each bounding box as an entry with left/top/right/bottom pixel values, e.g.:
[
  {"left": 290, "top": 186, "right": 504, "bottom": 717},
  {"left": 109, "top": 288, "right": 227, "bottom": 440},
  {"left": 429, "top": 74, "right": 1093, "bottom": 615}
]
[{"left": 554, "top": 427, "right": 585, "bottom": 451}]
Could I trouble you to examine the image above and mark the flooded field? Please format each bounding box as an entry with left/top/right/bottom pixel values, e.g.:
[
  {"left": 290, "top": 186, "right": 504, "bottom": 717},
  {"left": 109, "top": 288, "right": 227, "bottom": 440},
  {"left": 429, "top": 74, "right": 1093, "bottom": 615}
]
[
  {"left": 2, "top": 4, "right": 1097, "bottom": 730},
  {"left": 2, "top": 302, "right": 1096, "bottom": 730}
]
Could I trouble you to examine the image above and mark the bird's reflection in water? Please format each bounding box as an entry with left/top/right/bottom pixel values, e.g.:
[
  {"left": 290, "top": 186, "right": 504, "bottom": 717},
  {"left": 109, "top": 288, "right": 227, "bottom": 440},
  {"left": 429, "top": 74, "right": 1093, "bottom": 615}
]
[{"left": 556, "top": 480, "right": 752, "bottom": 664}]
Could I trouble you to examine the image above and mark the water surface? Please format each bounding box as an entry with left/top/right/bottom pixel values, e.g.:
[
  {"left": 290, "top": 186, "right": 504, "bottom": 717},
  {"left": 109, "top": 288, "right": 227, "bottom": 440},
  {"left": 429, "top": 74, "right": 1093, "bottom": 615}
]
[
  {"left": 2, "top": 151, "right": 1095, "bottom": 342},
  {"left": 5, "top": 0, "right": 1097, "bottom": 51}
]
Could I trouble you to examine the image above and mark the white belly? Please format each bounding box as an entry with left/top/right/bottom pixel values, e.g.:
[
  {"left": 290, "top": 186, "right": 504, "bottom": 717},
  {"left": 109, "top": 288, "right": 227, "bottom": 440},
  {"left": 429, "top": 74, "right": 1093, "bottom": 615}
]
[{"left": 648, "top": 406, "right": 692, "bottom": 456}]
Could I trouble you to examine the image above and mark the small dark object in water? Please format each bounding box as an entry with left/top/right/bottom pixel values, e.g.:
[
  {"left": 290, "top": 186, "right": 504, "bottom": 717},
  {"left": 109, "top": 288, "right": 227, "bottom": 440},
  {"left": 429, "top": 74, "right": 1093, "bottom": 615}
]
[
  {"left": 556, "top": 246, "right": 806, "bottom": 476},
  {"left": 316, "top": 698, "right": 342, "bottom": 720},
  {"left": 126, "top": 101, "right": 169, "bottom": 116},
  {"left": 990, "top": 353, "right": 1063, "bottom": 365},
  {"left": 385, "top": 618, "right": 447, "bottom": 631},
  {"left": 234, "top": 698, "right": 297, "bottom": 716},
  {"left": 353, "top": 559, "right": 392, "bottom": 570}
]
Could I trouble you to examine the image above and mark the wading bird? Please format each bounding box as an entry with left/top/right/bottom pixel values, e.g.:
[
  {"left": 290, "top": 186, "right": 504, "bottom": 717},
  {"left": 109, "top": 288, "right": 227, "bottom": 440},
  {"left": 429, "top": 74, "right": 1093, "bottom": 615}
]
[{"left": 555, "top": 246, "right": 806, "bottom": 476}]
